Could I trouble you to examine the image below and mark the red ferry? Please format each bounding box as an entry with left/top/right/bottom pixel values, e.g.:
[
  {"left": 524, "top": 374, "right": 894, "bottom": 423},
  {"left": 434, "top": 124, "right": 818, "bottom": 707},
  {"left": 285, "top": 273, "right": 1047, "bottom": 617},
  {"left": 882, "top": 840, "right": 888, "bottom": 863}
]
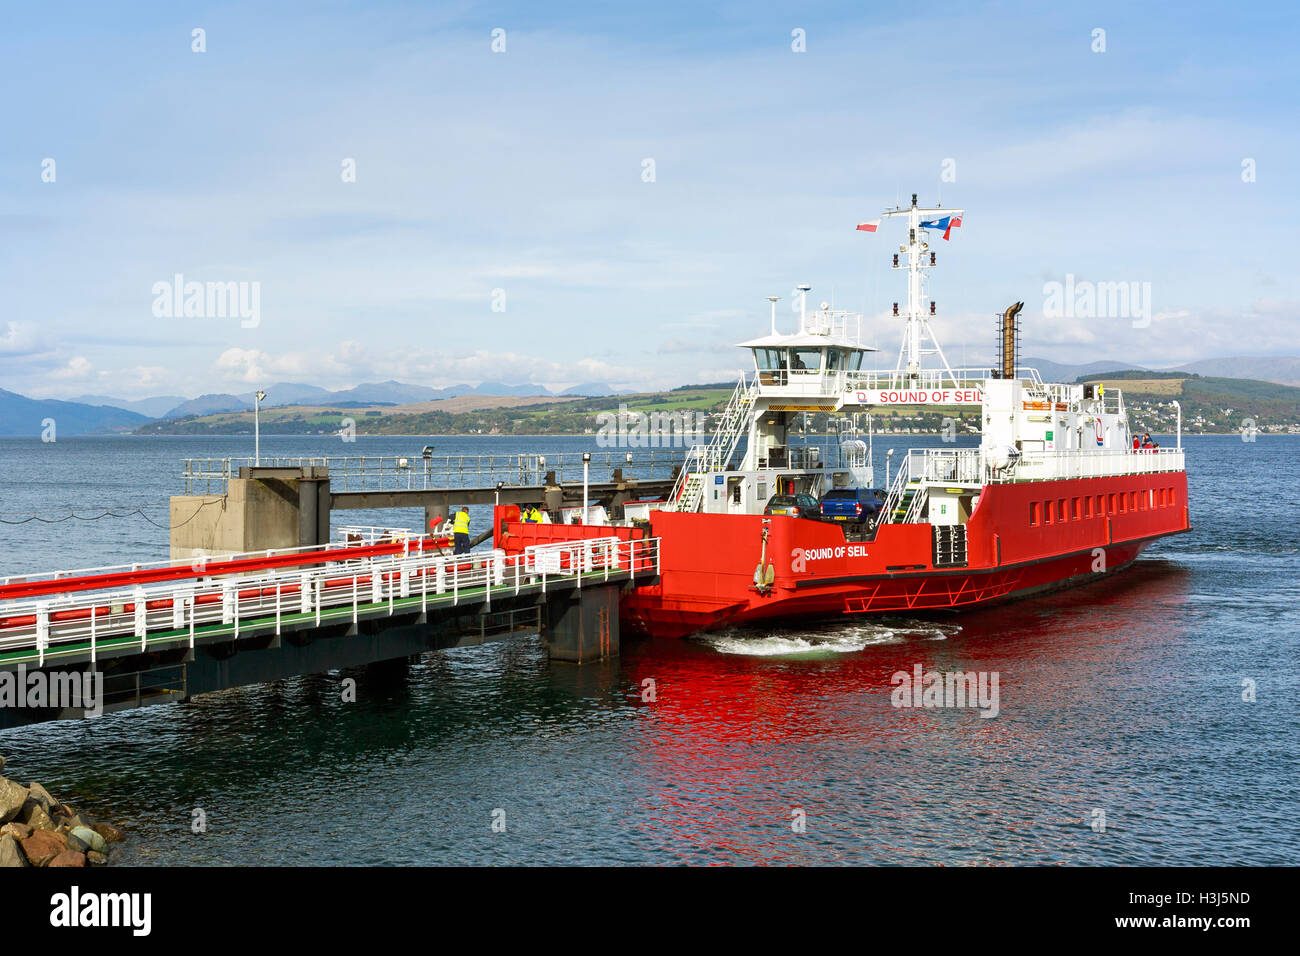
[{"left": 495, "top": 196, "right": 1191, "bottom": 638}]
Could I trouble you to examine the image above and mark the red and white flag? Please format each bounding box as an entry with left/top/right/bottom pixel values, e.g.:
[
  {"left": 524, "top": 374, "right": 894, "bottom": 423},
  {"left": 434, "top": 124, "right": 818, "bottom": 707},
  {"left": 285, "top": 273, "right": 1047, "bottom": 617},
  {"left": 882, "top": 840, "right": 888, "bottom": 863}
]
[{"left": 855, "top": 219, "right": 880, "bottom": 233}]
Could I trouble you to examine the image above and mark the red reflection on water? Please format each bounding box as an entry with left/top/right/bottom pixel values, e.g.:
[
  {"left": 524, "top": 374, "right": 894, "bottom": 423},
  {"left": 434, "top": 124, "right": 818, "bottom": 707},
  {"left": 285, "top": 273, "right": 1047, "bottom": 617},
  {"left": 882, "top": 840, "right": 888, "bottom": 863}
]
[{"left": 619, "top": 560, "right": 1191, "bottom": 865}]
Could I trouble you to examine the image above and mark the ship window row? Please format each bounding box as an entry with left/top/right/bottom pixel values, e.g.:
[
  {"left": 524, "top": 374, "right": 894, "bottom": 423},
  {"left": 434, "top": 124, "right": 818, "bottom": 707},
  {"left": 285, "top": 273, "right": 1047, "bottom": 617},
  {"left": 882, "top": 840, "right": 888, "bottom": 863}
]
[
  {"left": 752, "top": 347, "right": 866, "bottom": 373},
  {"left": 1028, "top": 487, "right": 1180, "bottom": 527}
]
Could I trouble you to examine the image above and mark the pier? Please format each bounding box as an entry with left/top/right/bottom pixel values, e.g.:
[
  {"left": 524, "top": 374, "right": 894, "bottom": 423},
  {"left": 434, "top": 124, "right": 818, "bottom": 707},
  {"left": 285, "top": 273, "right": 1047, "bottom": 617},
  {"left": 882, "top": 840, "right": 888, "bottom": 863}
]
[
  {"left": 0, "top": 531, "right": 660, "bottom": 728},
  {"left": 171, "top": 450, "right": 683, "bottom": 558}
]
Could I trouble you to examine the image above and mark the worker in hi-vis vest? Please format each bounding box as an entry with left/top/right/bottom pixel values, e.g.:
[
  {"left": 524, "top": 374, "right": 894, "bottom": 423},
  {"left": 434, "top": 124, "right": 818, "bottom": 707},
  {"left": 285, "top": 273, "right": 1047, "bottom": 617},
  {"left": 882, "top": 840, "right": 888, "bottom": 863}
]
[{"left": 453, "top": 507, "right": 471, "bottom": 554}]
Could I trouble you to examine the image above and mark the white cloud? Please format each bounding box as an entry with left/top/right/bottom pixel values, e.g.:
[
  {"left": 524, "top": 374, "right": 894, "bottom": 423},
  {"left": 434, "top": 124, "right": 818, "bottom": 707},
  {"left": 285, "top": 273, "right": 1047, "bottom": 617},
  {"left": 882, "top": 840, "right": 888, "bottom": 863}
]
[
  {"left": 213, "top": 347, "right": 313, "bottom": 385},
  {"left": 50, "top": 356, "right": 94, "bottom": 380},
  {"left": 0, "top": 321, "right": 46, "bottom": 356}
]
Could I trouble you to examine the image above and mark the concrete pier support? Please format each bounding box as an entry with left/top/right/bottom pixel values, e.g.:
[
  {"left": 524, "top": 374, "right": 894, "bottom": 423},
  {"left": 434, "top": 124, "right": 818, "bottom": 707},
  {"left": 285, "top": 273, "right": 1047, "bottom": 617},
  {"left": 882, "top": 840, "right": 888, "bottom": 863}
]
[
  {"left": 543, "top": 585, "right": 620, "bottom": 663},
  {"left": 170, "top": 467, "right": 331, "bottom": 560}
]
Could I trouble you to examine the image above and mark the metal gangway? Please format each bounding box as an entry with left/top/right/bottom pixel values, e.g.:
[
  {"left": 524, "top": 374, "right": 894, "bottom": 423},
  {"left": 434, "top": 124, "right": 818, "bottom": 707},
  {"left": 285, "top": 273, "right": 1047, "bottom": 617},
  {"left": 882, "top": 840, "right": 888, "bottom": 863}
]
[
  {"left": 181, "top": 450, "right": 687, "bottom": 495},
  {"left": 0, "top": 534, "right": 660, "bottom": 669}
]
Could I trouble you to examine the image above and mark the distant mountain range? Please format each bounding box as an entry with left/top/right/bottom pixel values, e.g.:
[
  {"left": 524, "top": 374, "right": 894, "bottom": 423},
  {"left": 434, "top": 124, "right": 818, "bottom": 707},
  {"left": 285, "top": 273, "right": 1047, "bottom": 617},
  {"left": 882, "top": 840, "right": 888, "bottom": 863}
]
[
  {"left": 1019, "top": 358, "right": 1142, "bottom": 382},
  {"left": 0, "top": 389, "right": 148, "bottom": 437},
  {"left": 5, "top": 359, "right": 1297, "bottom": 437},
  {"left": 63, "top": 379, "right": 622, "bottom": 422},
  {"left": 1169, "top": 356, "right": 1300, "bottom": 385},
  {"left": 1023, "top": 356, "right": 1300, "bottom": 387},
  {"left": 70, "top": 393, "right": 187, "bottom": 419}
]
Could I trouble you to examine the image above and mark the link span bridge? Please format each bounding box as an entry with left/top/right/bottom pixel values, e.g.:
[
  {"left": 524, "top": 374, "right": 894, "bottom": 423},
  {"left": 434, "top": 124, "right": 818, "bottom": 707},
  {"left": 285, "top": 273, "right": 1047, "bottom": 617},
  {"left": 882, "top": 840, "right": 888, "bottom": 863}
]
[{"left": 0, "top": 532, "right": 660, "bottom": 728}]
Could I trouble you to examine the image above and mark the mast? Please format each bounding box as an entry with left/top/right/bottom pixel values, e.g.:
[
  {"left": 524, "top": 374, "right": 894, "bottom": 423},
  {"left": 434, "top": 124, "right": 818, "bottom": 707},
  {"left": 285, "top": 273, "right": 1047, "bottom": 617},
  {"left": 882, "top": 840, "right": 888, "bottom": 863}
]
[{"left": 879, "top": 193, "right": 964, "bottom": 387}]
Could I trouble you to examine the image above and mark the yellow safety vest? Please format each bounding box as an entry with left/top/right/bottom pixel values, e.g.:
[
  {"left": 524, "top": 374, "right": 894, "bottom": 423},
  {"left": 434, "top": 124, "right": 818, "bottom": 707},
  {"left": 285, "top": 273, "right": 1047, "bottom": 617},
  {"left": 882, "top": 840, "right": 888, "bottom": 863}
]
[
  {"left": 453, "top": 511, "right": 471, "bottom": 534},
  {"left": 530, "top": 508, "right": 542, "bottom": 523}
]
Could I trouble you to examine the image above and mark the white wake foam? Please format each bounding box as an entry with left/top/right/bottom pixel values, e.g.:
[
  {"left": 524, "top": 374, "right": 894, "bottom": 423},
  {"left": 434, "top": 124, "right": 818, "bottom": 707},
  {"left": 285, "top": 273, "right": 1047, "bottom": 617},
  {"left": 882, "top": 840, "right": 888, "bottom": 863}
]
[{"left": 697, "top": 619, "right": 960, "bottom": 657}]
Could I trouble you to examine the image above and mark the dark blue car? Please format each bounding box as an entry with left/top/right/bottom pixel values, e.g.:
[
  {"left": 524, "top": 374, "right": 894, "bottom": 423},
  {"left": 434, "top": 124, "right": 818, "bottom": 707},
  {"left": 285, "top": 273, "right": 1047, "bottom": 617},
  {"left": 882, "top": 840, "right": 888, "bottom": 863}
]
[{"left": 819, "top": 487, "right": 884, "bottom": 523}]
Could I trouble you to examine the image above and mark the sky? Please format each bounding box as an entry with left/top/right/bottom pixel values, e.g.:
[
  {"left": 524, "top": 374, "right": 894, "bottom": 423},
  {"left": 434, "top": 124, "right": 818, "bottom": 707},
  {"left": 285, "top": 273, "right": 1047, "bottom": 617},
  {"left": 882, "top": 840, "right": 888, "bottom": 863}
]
[{"left": 1, "top": 0, "right": 1297, "bottom": 399}]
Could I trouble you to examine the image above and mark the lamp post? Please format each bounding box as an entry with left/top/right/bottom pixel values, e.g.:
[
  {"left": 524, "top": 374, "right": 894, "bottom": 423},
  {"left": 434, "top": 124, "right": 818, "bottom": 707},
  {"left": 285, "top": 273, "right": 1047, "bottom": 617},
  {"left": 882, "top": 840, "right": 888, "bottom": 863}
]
[
  {"left": 886, "top": 447, "right": 894, "bottom": 487},
  {"left": 582, "top": 452, "right": 590, "bottom": 524},
  {"left": 422, "top": 445, "right": 435, "bottom": 489},
  {"left": 254, "top": 390, "right": 266, "bottom": 465}
]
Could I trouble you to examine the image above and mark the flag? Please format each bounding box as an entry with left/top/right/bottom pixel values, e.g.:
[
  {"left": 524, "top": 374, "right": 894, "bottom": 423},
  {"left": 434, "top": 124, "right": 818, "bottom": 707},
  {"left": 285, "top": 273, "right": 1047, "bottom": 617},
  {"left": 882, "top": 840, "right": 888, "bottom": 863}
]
[
  {"left": 855, "top": 220, "right": 880, "bottom": 233},
  {"left": 920, "top": 215, "right": 963, "bottom": 240}
]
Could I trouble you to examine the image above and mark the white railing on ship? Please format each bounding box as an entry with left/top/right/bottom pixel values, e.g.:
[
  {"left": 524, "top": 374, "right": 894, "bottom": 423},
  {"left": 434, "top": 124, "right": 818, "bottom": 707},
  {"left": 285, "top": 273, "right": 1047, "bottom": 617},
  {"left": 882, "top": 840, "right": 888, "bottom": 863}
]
[
  {"left": 898, "top": 446, "right": 1183, "bottom": 487},
  {"left": 665, "top": 373, "right": 753, "bottom": 510},
  {"left": 998, "top": 447, "right": 1184, "bottom": 482},
  {"left": 902, "top": 448, "right": 984, "bottom": 484},
  {"left": 878, "top": 446, "right": 1185, "bottom": 523},
  {"left": 842, "top": 366, "right": 1046, "bottom": 391},
  {"left": 666, "top": 443, "right": 704, "bottom": 509},
  {"left": 751, "top": 365, "right": 1048, "bottom": 396},
  {"left": 0, "top": 536, "right": 660, "bottom": 667},
  {"left": 877, "top": 454, "right": 915, "bottom": 525}
]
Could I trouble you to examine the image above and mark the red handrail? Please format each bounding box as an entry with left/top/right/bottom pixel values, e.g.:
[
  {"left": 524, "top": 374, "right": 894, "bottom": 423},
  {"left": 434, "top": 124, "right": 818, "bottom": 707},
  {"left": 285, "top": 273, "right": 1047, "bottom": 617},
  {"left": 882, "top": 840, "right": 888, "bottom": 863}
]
[{"left": 0, "top": 537, "right": 450, "bottom": 603}]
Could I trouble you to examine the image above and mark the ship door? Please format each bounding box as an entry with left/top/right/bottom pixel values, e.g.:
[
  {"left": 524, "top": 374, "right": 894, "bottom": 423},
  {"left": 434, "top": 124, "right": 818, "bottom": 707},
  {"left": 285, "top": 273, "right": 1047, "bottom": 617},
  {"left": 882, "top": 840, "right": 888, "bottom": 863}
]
[{"left": 727, "top": 476, "right": 744, "bottom": 513}]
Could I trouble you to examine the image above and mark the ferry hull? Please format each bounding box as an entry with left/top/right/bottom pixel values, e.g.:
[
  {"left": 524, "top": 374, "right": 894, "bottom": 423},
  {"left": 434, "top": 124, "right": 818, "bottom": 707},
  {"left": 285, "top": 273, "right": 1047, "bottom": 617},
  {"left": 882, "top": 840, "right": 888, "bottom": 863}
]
[
  {"left": 492, "top": 470, "right": 1189, "bottom": 640},
  {"left": 618, "top": 538, "right": 1154, "bottom": 639},
  {"left": 620, "top": 470, "right": 1190, "bottom": 639}
]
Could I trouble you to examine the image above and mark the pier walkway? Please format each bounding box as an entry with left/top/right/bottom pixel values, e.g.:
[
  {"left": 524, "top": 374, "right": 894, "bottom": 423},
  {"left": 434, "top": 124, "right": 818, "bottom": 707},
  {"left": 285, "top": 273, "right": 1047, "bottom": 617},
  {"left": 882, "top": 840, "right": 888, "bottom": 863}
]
[{"left": 0, "top": 531, "right": 659, "bottom": 726}]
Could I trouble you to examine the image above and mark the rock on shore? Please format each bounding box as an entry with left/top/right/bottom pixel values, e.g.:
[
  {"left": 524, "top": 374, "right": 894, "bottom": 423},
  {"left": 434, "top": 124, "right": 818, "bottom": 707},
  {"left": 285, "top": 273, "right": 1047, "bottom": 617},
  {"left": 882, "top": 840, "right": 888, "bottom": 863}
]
[{"left": 0, "top": 761, "right": 125, "bottom": 867}]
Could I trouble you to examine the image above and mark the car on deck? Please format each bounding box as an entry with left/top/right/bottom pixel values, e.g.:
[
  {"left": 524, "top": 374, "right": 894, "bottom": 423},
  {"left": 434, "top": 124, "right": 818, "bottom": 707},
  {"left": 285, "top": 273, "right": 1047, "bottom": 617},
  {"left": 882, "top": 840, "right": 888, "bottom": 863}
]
[
  {"left": 763, "top": 493, "right": 822, "bottom": 519},
  {"left": 819, "top": 487, "right": 884, "bottom": 525}
]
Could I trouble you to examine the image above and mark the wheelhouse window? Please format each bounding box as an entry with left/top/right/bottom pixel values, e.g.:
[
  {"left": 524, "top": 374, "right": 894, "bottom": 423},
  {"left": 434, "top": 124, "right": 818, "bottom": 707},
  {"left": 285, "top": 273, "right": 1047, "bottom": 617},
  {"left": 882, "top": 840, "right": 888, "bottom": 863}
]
[
  {"left": 753, "top": 348, "right": 787, "bottom": 370},
  {"left": 790, "top": 348, "right": 822, "bottom": 371}
]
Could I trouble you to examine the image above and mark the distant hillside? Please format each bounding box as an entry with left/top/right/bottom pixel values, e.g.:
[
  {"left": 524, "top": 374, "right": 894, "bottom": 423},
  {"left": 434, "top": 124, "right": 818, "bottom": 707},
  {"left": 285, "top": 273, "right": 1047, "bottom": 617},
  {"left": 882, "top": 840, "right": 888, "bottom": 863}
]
[
  {"left": 163, "top": 394, "right": 251, "bottom": 418},
  {"left": 1075, "top": 370, "right": 1190, "bottom": 382},
  {"left": 558, "top": 383, "right": 618, "bottom": 397},
  {"left": 469, "top": 381, "right": 552, "bottom": 397},
  {"left": 236, "top": 383, "right": 332, "bottom": 407},
  {"left": 0, "top": 389, "right": 149, "bottom": 436},
  {"left": 75, "top": 379, "right": 619, "bottom": 421},
  {"left": 1021, "top": 357, "right": 1143, "bottom": 381},
  {"left": 70, "top": 393, "right": 186, "bottom": 419},
  {"left": 1077, "top": 372, "right": 1300, "bottom": 433},
  {"left": 1184, "top": 375, "right": 1300, "bottom": 403},
  {"left": 1170, "top": 356, "right": 1300, "bottom": 387},
  {"left": 136, "top": 387, "right": 732, "bottom": 436},
  {"left": 325, "top": 381, "right": 450, "bottom": 404}
]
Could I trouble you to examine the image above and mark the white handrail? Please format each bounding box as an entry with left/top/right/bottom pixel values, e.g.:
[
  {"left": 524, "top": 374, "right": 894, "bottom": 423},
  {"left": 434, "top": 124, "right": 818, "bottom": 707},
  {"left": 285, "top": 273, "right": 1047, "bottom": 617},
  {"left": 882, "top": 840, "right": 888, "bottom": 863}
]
[{"left": 0, "top": 536, "right": 659, "bottom": 665}]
